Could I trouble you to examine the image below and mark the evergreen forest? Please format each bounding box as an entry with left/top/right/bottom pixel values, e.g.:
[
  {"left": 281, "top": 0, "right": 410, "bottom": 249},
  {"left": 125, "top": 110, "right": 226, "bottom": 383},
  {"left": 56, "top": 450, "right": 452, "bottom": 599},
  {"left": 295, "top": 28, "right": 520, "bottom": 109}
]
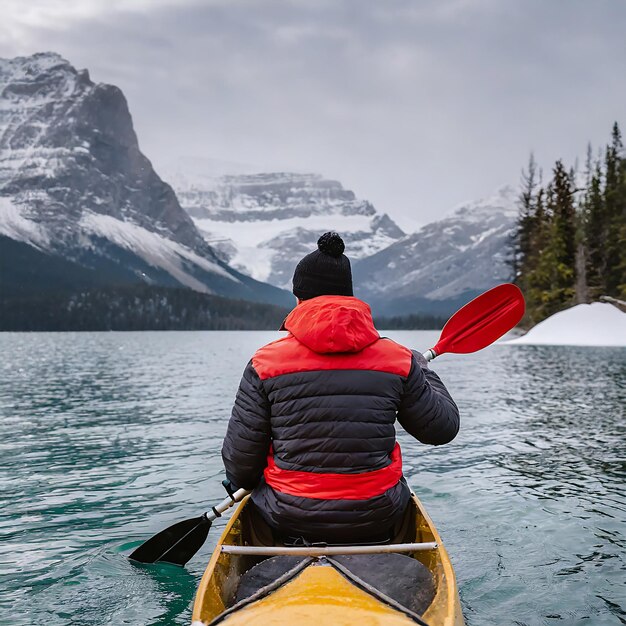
[
  {"left": 0, "top": 286, "right": 290, "bottom": 331},
  {"left": 374, "top": 313, "right": 446, "bottom": 330},
  {"left": 511, "top": 123, "right": 626, "bottom": 326}
]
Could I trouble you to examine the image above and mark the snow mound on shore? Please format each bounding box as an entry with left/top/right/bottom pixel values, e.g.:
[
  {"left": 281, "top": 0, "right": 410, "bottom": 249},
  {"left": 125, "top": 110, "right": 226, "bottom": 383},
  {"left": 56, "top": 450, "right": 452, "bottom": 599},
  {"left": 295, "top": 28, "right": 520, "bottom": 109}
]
[{"left": 507, "top": 302, "right": 626, "bottom": 347}]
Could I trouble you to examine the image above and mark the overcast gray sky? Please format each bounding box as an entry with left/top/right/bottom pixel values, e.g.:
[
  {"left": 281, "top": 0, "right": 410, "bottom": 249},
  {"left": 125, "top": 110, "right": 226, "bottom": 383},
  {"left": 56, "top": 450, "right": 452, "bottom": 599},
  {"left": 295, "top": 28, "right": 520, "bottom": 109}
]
[{"left": 1, "top": 0, "right": 625, "bottom": 228}]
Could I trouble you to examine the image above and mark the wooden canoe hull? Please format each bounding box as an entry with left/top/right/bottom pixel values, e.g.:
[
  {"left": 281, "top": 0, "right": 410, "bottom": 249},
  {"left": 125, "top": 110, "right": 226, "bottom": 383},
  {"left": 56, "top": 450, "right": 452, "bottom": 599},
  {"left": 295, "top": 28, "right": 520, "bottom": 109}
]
[{"left": 191, "top": 494, "right": 464, "bottom": 626}]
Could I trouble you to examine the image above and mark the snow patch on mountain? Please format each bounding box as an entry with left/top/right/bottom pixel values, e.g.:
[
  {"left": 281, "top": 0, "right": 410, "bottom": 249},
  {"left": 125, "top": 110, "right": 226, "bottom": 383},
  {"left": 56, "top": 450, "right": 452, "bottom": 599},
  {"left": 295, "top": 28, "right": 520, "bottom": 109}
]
[
  {"left": 0, "top": 196, "right": 49, "bottom": 247},
  {"left": 168, "top": 168, "right": 405, "bottom": 287},
  {"left": 194, "top": 212, "right": 375, "bottom": 282},
  {"left": 80, "top": 213, "right": 238, "bottom": 291}
]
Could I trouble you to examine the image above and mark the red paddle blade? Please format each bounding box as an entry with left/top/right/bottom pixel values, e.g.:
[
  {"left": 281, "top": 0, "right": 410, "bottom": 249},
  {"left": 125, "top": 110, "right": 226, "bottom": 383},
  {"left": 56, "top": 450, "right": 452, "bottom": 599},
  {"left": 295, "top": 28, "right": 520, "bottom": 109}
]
[{"left": 431, "top": 283, "right": 525, "bottom": 357}]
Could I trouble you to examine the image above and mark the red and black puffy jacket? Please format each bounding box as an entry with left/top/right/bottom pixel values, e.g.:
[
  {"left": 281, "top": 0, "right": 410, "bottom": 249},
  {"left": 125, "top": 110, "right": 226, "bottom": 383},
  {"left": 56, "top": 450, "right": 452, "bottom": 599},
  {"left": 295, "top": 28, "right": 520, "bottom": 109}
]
[{"left": 221, "top": 295, "right": 459, "bottom": 542}]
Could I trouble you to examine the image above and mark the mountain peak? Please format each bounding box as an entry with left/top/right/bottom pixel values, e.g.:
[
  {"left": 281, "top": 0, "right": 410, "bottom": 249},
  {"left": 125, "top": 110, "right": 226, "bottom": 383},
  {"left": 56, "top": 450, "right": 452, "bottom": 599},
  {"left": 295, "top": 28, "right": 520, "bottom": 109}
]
[
  {"left": 450, "top": 184, "right": 518, "bottom": 219},
  {"left": 1, "top": 50, "right": 68, "bottom": 67},
  {"left": 0, "top": 51, "right": 82, "bottom": 83},
  {"left": 0, "top": 52, "right": 92, "bottom": 123}
]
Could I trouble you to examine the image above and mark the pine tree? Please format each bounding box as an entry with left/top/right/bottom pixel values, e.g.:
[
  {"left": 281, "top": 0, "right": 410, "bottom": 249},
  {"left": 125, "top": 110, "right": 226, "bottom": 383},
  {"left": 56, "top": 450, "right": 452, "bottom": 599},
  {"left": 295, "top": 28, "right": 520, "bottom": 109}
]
[
  {"left": 512, "top": 153, "right": 539, "bottom": 283},
  {"left": 618, "top": 156, "right": 626, "bottom": 298},
  {"left": 583, "top": 161, "right": 605, "bottom": 298},
  {"left": 604, "top": 122, "right": 624, "bottom": 296},
  {"left": 574, "top": 151, "right": 590, "bottom": 303},
  {"left": 549, "top": 160, "right": 577, "bottom": 305},
  {"left": 524, "top": 161, "right": 577, "bottom": 320},
  {"left": 523, "top": 186, "right": 553, "bottom": 324}
]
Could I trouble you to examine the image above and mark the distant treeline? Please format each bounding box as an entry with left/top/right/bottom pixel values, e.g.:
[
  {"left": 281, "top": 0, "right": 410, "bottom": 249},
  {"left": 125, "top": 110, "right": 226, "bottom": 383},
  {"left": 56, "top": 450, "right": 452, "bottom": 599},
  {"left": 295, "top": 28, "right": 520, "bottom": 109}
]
[
  {"left": 0, "top": 284, "right": 448, "bottom": 332},
  {"left": 0, "top": 285, "right": 289, "bottom": 331},
  {"left": 374, "top": 313, "right": 445, "bottom": 330},
  {"left": 511, "top": 122, "right": 626, "bottom": 326}
]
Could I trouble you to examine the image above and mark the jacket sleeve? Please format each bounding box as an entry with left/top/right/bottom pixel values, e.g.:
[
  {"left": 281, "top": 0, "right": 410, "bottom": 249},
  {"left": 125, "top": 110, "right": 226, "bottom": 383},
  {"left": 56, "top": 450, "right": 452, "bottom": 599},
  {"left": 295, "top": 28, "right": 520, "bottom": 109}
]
[
  {"left": 397, "top": 351, "right": 460, "bottom": 445},
  {"left": 221, "top": 361, "right": 272, "bottom": 490}
]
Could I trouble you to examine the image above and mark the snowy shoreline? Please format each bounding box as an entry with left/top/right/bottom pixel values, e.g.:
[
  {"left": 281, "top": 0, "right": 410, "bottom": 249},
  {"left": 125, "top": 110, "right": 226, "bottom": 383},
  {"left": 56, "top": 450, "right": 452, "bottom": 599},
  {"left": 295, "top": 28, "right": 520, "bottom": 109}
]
[{"left": 504, "top": 302, "right": 626, "bottom": 347}]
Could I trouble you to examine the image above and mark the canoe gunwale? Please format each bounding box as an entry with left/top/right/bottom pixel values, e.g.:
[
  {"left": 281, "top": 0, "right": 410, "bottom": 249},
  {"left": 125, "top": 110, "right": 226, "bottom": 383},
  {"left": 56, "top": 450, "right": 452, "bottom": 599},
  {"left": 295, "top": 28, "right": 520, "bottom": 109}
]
[{"left": 191, "top": 493, "right": 465, "bottom": 626}]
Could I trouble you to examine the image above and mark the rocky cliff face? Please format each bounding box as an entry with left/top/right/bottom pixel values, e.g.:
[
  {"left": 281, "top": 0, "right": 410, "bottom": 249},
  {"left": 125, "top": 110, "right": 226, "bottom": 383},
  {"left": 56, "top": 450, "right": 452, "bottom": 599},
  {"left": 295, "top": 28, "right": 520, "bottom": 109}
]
[
  {"left": 0, "top": 53, "right": 291, "bottom": 306},
  {"left": 169, "top": 168, "right": 405, "bottom": 288}
]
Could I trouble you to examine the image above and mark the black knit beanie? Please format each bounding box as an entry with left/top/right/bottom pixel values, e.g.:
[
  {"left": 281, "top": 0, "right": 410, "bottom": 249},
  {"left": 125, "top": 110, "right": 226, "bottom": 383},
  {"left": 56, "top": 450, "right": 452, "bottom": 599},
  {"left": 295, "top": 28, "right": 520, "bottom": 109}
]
[{"left": 292, "top": 232, "right": 353, "bottom": 300}]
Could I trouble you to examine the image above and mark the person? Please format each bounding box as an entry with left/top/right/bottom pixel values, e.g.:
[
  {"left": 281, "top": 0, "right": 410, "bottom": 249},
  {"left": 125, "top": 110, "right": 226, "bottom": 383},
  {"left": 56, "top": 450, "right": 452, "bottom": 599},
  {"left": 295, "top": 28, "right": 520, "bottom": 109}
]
[{"left": 221, "top": 232, "right": 460, "bottom": 544}]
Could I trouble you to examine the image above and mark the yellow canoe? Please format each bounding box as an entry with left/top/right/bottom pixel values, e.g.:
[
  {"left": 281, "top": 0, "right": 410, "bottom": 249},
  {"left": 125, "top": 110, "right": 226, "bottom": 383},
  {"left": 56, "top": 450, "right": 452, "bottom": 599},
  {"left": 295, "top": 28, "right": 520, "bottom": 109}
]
[{"left": 191, "top": 493, "right": 464, "bottom": 626}]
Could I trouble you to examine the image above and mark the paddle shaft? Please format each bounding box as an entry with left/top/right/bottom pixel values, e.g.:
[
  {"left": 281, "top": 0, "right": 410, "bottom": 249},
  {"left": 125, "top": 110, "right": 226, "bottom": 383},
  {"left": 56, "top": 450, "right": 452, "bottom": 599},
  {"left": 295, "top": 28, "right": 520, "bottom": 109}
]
[
  {"left": 423, "top": 349, "right": 436, "bottom": 361},
  {"left": 206, "top": 488, "right": 250, "bottom": 522}
]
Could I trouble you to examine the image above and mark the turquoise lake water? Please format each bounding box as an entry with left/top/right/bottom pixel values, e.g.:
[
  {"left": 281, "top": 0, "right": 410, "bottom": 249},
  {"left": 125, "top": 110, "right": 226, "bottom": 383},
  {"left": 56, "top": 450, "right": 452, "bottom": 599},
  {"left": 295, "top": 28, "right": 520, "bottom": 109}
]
[{"left": 0, "top": 331, "right": 624, "bottom": 625}]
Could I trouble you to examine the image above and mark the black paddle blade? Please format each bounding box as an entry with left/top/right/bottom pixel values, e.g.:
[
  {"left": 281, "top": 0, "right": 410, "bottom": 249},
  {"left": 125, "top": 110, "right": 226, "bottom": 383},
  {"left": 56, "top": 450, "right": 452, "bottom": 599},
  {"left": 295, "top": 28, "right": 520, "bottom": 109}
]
[{"left": 129, "top": 515, "right": 212, "bottom": 566}]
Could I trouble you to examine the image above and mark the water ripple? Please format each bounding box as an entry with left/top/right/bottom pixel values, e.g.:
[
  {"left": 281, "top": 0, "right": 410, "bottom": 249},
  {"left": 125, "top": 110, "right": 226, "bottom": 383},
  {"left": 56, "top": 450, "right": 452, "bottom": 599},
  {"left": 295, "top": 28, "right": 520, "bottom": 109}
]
[{"left": 0, "top": 331, "right": 624, "bottom": 625}]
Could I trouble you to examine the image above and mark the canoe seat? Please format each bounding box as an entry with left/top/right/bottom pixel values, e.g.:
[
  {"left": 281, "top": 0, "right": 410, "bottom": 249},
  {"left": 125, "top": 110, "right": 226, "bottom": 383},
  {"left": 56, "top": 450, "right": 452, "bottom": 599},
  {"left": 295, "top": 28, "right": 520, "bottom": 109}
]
[{"left": 233, "top": 553, "right": 435, "bottom": 615}]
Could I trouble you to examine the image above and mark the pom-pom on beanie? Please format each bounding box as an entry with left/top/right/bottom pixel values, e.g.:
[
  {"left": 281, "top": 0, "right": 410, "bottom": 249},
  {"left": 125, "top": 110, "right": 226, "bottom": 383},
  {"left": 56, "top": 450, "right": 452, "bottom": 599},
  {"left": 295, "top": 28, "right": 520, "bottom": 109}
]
[{"left": 292, "top": 232, "right": 353, "bottom": 300}]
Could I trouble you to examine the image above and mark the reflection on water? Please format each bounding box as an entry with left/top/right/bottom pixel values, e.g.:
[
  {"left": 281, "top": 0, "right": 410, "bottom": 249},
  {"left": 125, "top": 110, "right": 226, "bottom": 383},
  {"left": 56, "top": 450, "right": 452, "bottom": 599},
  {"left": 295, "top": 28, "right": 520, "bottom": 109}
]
[{"left": 0, "top": 331, "right": 624, "bottom": 625}]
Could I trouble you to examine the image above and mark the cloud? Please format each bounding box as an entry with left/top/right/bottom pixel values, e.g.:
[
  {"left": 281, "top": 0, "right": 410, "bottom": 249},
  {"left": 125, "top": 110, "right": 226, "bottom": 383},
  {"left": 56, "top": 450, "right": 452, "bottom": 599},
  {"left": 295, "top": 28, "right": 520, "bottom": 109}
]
[{"left": 1, "top": 0, "right": 624, "bottom": 224}]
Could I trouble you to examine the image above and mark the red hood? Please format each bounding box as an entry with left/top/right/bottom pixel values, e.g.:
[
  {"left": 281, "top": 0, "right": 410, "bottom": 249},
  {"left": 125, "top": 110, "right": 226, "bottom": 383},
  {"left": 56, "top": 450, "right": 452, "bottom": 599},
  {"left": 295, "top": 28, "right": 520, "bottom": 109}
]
[{"left": 283, "top": 296, "right": 379, "bottom": 354}]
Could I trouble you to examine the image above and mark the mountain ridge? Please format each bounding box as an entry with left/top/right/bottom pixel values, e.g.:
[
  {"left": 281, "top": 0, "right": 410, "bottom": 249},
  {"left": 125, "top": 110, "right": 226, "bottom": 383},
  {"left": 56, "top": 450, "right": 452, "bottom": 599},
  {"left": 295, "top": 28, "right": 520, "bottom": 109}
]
[{"left": 353, "top": 185, "right": 517, "bottom": 314}]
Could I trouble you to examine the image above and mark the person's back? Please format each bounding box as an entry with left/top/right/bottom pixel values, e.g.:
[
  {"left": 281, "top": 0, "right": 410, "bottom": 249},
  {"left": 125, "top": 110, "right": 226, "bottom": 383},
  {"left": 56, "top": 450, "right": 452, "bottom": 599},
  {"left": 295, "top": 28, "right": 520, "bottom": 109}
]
[{"left": 222, "top": 232, "right": 459, "bottom": 543}]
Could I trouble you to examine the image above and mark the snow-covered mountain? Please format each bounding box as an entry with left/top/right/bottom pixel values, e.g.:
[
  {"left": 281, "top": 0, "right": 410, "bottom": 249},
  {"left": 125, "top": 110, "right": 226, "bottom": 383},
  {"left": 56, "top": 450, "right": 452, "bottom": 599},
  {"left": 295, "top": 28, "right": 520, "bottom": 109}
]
[
  {"left": 0, "top": 52, "right": 519, "bottom": 318},
  {"left": 0, "top": 53, "right": 291, "bottom": 306},
  {"left": 170, "top": 160, "right": 517, "bottom": 316},
  {"left": 168, "top": 169, "right": 405, "bottom": 288},
  {"left": 352, "top": 186, "right": 518, "bottom": 315}
]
